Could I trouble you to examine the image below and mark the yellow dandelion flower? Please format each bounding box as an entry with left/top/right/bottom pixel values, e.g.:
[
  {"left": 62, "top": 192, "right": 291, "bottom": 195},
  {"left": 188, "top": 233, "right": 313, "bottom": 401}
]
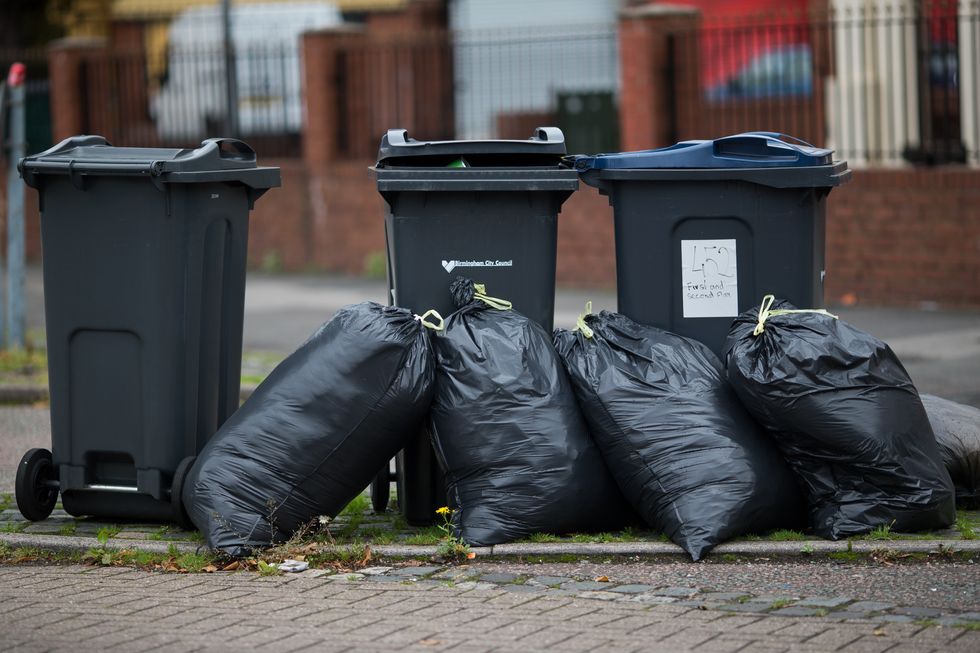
[{"left": 436, "top": 506, "right": 451, "bottom": 516}]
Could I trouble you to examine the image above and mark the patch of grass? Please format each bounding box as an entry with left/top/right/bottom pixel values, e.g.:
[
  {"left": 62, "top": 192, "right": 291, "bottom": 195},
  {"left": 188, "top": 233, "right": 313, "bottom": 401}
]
[
  {"left": 96, "top": 525, "right": 121, "bottom": 543},
  {"left": 363, "top": 250, "right": 387, "bottom": 280},
  {"left": 0, "top": 347, "right": 48, "bottom": 384},
  {"left": 720, "top": 553, "right": 740, "bottom": 563},
  {"left": 306, "top": 543, "right": 371, "bottom": 568},
  {"left": 524, "top": 532, "right": 562, "bottom": 543},
  {"left": 175, "top": 551, "right": 215, "bottom": 573},
  {"left": 147, "top": 526, "right": 170, "bottom": 541},
  {"left": 913, "top": 618, "right": 939, "bottom": 628},
  {"left": 957, "top": 621, "right": 980, "bottom": 631},
  {"left": 0, "top": 522, "right": 27, "bottom": 533},
  {"left": 766, "top": 529, "right": 808, "bottom": 542},
  {"left": 0, "top": 541, "right": 11, "bottom": 558},
  {"left": 957, "top": 518, "right": 977, "bottom": 540},
  {"left": 355, "top": 527, "right": 397, "bottom": 545},
  {"left": 58, "top": 522, "right": 77, "bottom": 536},
  {"left": 335, "top": 494, "right": 370, "bottom": 539},
  {"left": 828, "top": 550, "right": 861, "bottom": 563},
  {"left": 402, "top": 526, "right": 443, "bottom": 546},
  {"left": 0, "top": 493, "right": 12, "bottom": 511},
  {"left": 769, "top": 599, "right": 794, "bottom": 610},
  {"left": 863, "top": 521, "right": 896, "bottom": 541}
]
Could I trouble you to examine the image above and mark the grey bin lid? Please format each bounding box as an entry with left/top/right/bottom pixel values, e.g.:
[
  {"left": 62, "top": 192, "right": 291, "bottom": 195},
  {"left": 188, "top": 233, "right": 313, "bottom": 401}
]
[
  {"left": 374, "top": 127, "right": 568, "bottom": 166},
  {"left": 19, "top": 135, "right": 281, "bottom": 191},
  {"left": 371, "top": 127, "right": 578, "bottom": 193}
]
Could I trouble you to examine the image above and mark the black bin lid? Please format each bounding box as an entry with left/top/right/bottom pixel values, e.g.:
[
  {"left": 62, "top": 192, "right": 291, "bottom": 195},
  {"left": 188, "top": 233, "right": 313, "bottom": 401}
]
[
  {"left": 19, "top": 135, "right": 281, "bottom": 190},
  {"left": 375, "top": 127, "right": 568, "bottom": 168}
]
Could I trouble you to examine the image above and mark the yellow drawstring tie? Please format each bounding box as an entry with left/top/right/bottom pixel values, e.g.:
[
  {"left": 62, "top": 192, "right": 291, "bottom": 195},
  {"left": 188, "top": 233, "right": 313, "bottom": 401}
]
[
  {"left": 752, "top": 294, "right": 838, "bottom": 336},
  {"left": 415, "top": 309, "right": 445, "bottom": 331},
  {"left": 473, "top": 283, "right": 513, "bottom": 311},
  {"left": 574, "top": 300, "right": 594, "bottom": 339}
]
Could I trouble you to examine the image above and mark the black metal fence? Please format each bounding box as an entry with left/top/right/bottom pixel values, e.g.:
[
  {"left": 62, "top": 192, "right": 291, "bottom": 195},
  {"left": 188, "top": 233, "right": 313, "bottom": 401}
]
[{"left": 10, "top": 1, "right": 980, "bottom": 166}]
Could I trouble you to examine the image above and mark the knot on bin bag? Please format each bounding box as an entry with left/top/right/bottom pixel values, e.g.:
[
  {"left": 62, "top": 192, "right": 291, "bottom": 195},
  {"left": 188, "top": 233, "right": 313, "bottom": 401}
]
[
  {"left": 450, "top": 276, "right": 512, "bottom": 311},
  {"left": 575, "top": 301, "right": 595, "bottom": 339},
  {"left": 752, "top": 294, "right": 838, "bottom": 336},
  {"left": 413, "top": 309, "right": 445, "bottom": 331}
]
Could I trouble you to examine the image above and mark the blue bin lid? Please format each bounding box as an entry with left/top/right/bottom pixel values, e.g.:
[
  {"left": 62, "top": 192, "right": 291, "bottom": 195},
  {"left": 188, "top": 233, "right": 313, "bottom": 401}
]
[{"left": 574, "top": 132, "right": 834, "bottom": 171}]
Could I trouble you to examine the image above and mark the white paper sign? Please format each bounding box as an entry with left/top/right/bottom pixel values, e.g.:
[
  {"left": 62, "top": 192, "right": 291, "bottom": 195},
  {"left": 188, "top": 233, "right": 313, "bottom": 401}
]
[{"left": 681, "top": 239, "right": 738, "bottom": 318}]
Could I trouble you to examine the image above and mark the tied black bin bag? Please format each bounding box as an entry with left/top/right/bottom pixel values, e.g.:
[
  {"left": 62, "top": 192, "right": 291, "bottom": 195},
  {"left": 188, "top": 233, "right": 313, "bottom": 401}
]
[
  {"left": 429, "top": 278, "right": 629, "bottom": 546},
  {"left": 183, "top": 303, "right": 441, "bottom": 556},
  {"left": 554, "top": 308, "right": 805, "bottom": 561},
  {"left": 725, "top": 296, "right": 956, "bottom": 539},
  {"left": 921, "top": 394, "right": 980, "bottom": 509}
]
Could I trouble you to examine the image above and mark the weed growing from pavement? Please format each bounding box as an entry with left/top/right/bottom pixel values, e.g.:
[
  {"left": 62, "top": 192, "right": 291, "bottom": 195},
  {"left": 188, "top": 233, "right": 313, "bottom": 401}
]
[
  {"left": 435, "top": 507, "right": 471, "bottom": 560},
  {"left": 0, "top": 493, "right": 11, "bottom": 511},
  {"left": 769, "top": 599, "right": 794, "bottom": 610},
  {"left": 864, "top": 521, "right": 896, "bottom": 541},
  {"left": 58, "top": 522, "right": 77, "bottom": 536},
  {"left": 957, "top": 517, "right": 977, "bottom": 540},
  {"left": 0, "top": 522, "right": 26, "bottom": 533},
  {"left": 147, "top": 526, "right": 170, "bottom": 541}
]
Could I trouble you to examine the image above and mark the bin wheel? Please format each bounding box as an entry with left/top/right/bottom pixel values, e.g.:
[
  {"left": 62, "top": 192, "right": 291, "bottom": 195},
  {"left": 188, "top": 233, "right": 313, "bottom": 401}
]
[
  {"left": 15, "top": 448, "right": 59, "bottom": 522},
  {"left": 370, "top": 463, "right": 392, "bottom": 513},
  {"left": 170, "top": 456, "right": 196, "bottom": 530}
]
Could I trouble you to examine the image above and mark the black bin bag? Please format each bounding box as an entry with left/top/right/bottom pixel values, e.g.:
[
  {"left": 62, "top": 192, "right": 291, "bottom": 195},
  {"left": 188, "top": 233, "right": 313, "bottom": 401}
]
[
  {"left": 921, "top": 394, "right": 980, "bottom": 509},
  {"left": 554, "top": 308, "right": 805, "bottom": 561},
  {"left": 429, "top": 278, "right": 630, "bottom": 546},
  {"left": 183, "top": 302, "right": 439, "bottom": 556},
  {"left": 725, "top": 296, "right": 956, "bottom": 539}
]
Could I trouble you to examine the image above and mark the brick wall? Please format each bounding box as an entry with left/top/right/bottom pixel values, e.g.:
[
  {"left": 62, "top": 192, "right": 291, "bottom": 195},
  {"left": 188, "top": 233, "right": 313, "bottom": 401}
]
[{"left": 824, "top": 167, "right": 980, "bottom": 307}]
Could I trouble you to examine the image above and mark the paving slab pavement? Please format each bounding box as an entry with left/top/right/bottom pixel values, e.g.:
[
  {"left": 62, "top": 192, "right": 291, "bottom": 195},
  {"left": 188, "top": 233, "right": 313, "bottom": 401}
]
[{"left": 0, "top": 562, "right": 978, "bottom": 652}]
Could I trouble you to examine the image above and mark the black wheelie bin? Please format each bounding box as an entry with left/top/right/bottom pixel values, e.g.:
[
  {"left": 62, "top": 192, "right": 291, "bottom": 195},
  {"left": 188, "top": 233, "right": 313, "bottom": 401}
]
[
  {"left": 16, "top": 136, "right": 280, "bottom": 526},
  {"left": 370, "top": 127, "right": 579, "bottom": 525},
  {"left": 574, "top": 132, "right": 850, "bottom": 358}
]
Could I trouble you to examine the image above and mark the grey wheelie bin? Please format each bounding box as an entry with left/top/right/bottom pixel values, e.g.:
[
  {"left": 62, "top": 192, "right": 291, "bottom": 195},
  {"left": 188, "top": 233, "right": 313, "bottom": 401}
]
[
  {"left": 575, "top": 132, "right": 850, "bottom": 358},
  {"left": 16, "top": 136, "right": 280, "bottom": 525},
  {"left": 371, "top": 127, "right": 578, "bottom": 525}
]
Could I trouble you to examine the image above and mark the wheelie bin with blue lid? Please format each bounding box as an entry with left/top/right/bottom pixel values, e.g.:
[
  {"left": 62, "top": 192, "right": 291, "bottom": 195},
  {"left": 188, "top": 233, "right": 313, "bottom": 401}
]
[{"left": 574, "top": 132, "right": 850, "bottom": 358}]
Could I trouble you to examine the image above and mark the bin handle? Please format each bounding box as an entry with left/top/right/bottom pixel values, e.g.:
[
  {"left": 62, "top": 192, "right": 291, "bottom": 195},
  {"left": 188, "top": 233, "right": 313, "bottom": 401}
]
[
  {"left": 534, "top": 126, "right": 564, "bottom": 143},
  {"left": 201, "top": 138, "right": 256, "bottom": 163},
  {"left": 385, "top": 129, "right": 410, "bottom": 147},
  {"left": 735, "top": 131, "right": 818, "bottom": 149}
]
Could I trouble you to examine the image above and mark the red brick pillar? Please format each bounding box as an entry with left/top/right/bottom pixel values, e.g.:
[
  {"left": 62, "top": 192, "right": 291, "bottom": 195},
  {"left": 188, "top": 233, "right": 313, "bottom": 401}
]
[
  {"left": 301, "top": 27, "right": 364, "bottom": 167},
  {"left": 47, "top": 37, "right": 106, "bottom": 142},
  {"left": 618, "top": 4, "right": 701, "bottom": 151}
]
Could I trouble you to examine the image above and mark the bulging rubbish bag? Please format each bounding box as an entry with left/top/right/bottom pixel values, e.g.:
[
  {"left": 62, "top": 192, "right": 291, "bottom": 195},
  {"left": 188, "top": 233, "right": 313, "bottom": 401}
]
[
  {"left": 554, "top": 307, "right": 805, "bottom": 561},
  {"left": 183, "top": 302, "right": 439, "bottom": 556},
  {"left": 725, "top": 296, "right": 955, "bottom": 539},
  {"left": 921, "top": 394, "right": 980, "bottom": 509},
  {"left": 429, "top": 278, "right": 630, "bottom": 546}
]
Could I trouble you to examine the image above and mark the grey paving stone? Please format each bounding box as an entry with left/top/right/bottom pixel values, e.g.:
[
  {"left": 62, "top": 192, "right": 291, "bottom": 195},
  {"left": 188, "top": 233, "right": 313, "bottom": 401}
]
[
  {"left": 21, "top": 522, "right": 68, "bottom": 535},
  {"left": 114, "top": 530, "right": 149, "bottom": 540},
  {"left": 956, "top": 612, "right": 980, "bottom": 621},
  {"left": 889, "top": 606, "right": 944, "bottom": 618},
  {"left": 478, "top": 572, "right": 519, "bottom": 583},
  {"left": 453, "top": 581, "right": 498, "bottom": 591},
  {"left": 847, "top": 601, "right": 896, "bottom": 613},
  {"left": 770, "top": 606, "right": 821, "bottom": 617},
  {"left": 499, "top": 583, "right": 542, "bottom": 593},
  {"left": 652, "top": 586, "right": 699, "bottom": 597},
  {"left": 561, "top": 580, "right": 613, "bottom": 591},
  {"left": 830, "top": 610, "right": 886, "bottom": 620},
  {"left": 359, "top": 566, "right": 393, "bottom": 576},
  {"left": 576, "top": 590, "right": 623, "bottom": 601},
  {"left": 607, "top": 584, "right": 656, "bottom": 594},
  {"left": 878, "top": 614, "right": 916, "bottom": 623},
  {"left": 719, "top": 602, "right": 770, "bottom": 613},
  {"left": 388, "top": 566, "right": 442, "bottom": 577},
  {"left": 796, "top": 596, "right": 852, "bottom": 608},
  {"left": 700, "top": 592, "right": 750, "bottom": 601},
  {"left": 527, "top": 576, "right": 571, "bottom": 587},
  {"left": 936, "top": 617, "right": 972, "bottom": 627}
]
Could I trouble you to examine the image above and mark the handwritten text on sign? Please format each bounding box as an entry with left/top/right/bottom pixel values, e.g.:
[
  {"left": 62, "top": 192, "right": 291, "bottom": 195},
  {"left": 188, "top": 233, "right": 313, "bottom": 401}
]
[{"left": 681, "top": 239, "right": 738, "bottom": 318}]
